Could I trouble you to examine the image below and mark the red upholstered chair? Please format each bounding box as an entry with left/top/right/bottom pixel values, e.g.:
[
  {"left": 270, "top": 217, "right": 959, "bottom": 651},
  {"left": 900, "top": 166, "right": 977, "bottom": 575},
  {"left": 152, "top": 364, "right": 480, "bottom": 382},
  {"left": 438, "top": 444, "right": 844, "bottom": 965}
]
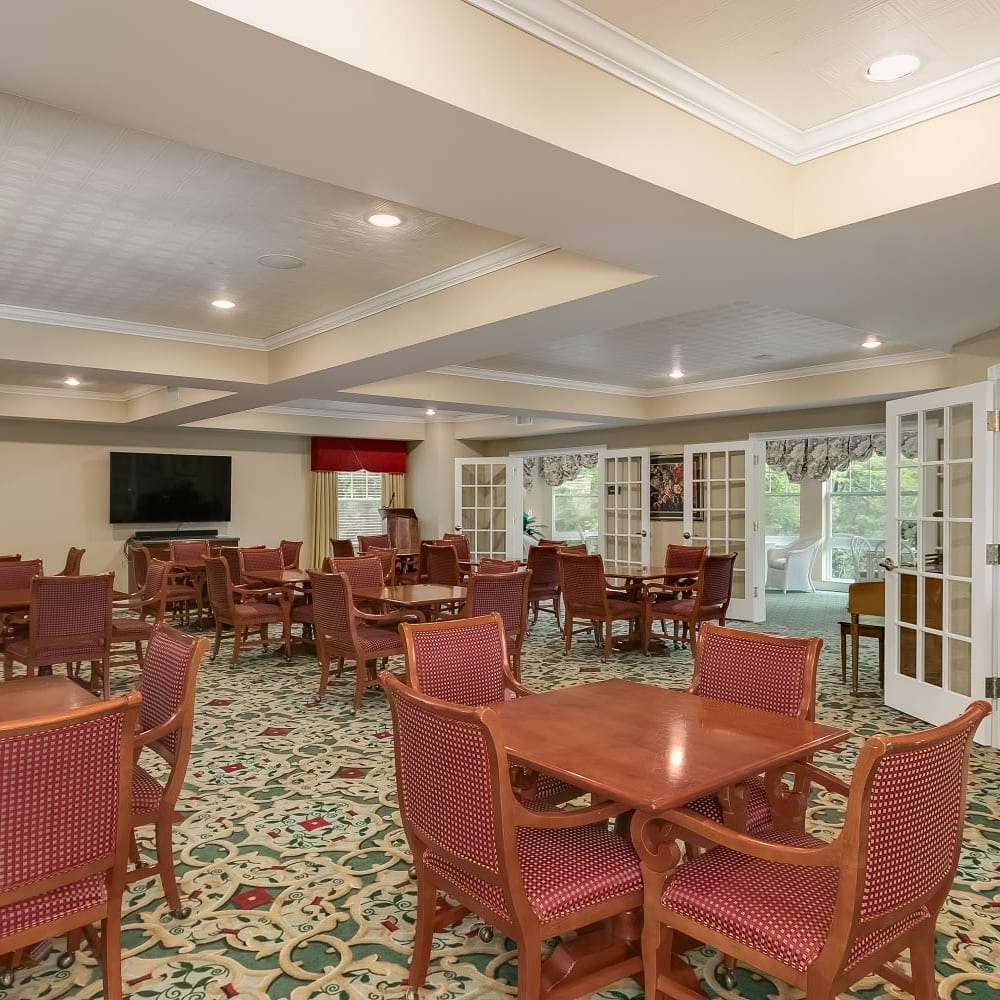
[
  {"left": 278, "top": 539, "right": 303, "bottom": 569},
  {"left": 558, "top": 552, "right": 643, "bottom": 662},
  {"left": 307, "top": 570, "right": 417, "bottom": 709},
  {"left": 525, "top": 544, "right": 561, "bottom": 629},
  {"left": 648, "top": 545, "right": 707, "bottom": 636},
  {"left": 55, "top": 546, "right": 85, "bottom": 576},
  {"left": 127, "top": 625, "right": 209, "bottom": 918},
  {"left": 460, "top": 569, "right": 532, "bottom": 679},
  {"left": 477, "top": 558, "right": 519, "bottom": 574},
  {"left": 424, "top": 543, "right": 465, "bottom": 586},
  {"left": 357, "top": 533, "right": 391, "bottom": 553},
  {"left": 130, "top": 545, "right": 151, "bottom": 590},
  {"left": 642, "top": 551, "right": 738, "bottom": 654},
  {"left": 366, "top": 546, "right": 397, "bottom": 585},
  {"left": 3, "top": 573, "right": 114, "bottom": 698},
  {"left": 218, "top": 546, "right": 244, "bottom": 585},
  {"left": 442, "top": 531, "right": 471, "bottom": 562},
  {"left": 329, "top": 554, "right": 386, "bottom": 591},
  {"left": 166, "top": 541, "right": 208, "bottom": 627},
  {"left": 642, "top": 700, "right": 991, "bottom": 1000},
  {"left": 111, "top": 557, "right": 173, "bottom": 669},
  {"left": 0, "top": 558, "right": 43, "bottom": 641},
  {"left": 168, "top": 539, "right": 210, "bottom": 563},
  {"left": 382, "top": 671, "right": 643, "bottom": 1000},
  {"left": 202, "top": 556, "right": 290, "bottom": 665},
  {"left": 0, "top": 691, "right": 141, "bottom": 997},
  {"left": 400, "top": 613, "right": 578, "bottom": 806},
  {"left": 0, "top": 553, "right": 21, "bottom": 561},
  {"left": 330, "top": 538, "right": 356, "bottom": 558}
]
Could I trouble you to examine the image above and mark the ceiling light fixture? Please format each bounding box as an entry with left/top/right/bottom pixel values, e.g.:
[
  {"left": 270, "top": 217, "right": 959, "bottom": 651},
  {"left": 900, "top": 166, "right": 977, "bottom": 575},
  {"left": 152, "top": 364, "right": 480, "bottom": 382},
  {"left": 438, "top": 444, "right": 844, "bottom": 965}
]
[
  {"left": 63, "top": 376, "right": 81, "bottom": 387},
  {"left": 425, "top": 407, "right": 436, "bottom": 416},
  {"left": 257, "top": 253, "right": 304, "bottom": 269},
  {"left": 668, "top": 368, "right": 685, "bottom": 379},
  {"left": 862, "top": 335, "right": 883, "bottom": 349},
  {"left": 367, "top": 212, "right": 402, "bottom": 228},
  {"left": 865, "top": 53, "right": 920, "bottom": 83},
  {"left": 211, "top": 298, "right": 236, "bottom": 310}
]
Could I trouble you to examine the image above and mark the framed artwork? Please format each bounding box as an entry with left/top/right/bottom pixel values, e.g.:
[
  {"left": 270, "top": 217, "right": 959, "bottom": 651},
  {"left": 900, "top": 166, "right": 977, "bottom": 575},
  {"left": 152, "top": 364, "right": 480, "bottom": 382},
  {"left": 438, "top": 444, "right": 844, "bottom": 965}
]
[{"left": 650, "top": 454, "right": 704, "bottom": 521}]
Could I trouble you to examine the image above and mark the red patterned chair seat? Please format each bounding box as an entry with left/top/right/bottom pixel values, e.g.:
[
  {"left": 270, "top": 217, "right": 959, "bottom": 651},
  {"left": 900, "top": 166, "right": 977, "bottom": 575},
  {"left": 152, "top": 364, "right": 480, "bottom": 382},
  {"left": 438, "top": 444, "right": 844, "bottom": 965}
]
[
  {"left": 355, "top": 626, "right": 405, "bottom": 657},
  {"left": 3, "top": 636, "right": 104, "bottom": 664},
  {"left": 110, "top": 618, "right": 153, "bottom": 640},
  {"left": 606, "top": 598, "right": 642, "bottom": 618},
  {"left": 231, "top": 601, "right": 285, "bottom": 625},
  {"left": 684, "top": 774, "right": 772, "bottom": 833},
  {"left": 131, "top": 764, "right": 164, "bottom": 815},
  {"left": 425, "top": 821, "right": 641, "bottom": 923},
  {"left": 0, "top": 874, "right": 106, "bottom": 938}
]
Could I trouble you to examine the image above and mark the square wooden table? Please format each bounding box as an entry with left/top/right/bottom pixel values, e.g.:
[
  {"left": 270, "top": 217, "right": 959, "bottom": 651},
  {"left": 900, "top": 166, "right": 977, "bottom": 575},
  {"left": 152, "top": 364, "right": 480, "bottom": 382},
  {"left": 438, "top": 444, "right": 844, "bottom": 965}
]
[
  {"left": 243, "top": 568, "right": 310, "bottom": 588},
  {"left": 352, "top": 583, "right": 466, "bottom": 618},
  {"left": 0, "top": 675, "right": 98, "bottom": 724}
]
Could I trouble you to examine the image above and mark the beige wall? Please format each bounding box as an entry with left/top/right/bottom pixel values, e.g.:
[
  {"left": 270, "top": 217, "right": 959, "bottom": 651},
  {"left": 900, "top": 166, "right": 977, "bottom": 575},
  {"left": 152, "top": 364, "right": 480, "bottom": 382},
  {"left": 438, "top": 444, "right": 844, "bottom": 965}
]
[
  {"left": 0, "top": 421, "right": 310, "bottom": 582},
  {"left": 407, "top": 422, "right": 481, "bottom": 540}
]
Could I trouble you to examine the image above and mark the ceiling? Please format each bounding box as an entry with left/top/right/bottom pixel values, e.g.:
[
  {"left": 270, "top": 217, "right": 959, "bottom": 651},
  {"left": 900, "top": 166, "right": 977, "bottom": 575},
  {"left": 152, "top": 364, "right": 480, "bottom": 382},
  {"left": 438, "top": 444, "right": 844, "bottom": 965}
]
[{"left": 0, "top": 0, "right": 998, "bottom": 442}]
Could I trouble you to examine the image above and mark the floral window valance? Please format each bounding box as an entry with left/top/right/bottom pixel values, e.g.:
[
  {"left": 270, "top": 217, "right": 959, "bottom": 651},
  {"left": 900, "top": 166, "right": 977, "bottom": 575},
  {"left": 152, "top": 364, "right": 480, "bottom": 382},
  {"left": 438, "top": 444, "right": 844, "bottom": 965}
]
[
  {"left": 765, "top": 432, "right": 917, "bottom": 482},
  {"left": 522, "top": 452, "right": 599, "bottom": 490}
]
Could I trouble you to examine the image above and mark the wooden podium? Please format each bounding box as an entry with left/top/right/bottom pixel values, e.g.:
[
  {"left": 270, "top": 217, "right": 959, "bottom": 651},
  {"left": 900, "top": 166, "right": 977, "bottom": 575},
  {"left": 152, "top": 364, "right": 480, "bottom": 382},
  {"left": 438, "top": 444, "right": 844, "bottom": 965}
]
[{"left": 380, "top": 507, "right": 419, "bottom": 554}]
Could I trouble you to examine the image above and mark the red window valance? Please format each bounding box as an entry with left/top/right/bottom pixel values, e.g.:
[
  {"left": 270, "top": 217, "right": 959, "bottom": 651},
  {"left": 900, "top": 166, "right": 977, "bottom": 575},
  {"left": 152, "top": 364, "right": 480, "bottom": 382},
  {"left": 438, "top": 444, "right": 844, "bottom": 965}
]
[{"left": 311, "top": 437, "right": 407, "bottom": 474}]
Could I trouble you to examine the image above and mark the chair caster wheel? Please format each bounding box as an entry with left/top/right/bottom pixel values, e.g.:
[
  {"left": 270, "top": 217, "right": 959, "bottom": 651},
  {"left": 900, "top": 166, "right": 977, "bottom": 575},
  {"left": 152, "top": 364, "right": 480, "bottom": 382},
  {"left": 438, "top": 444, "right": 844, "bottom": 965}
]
[
  {"left": 56, "top": 952, "right": 75, "bottom": 970},
  {"left": 0, "top": 969, "right": 15, "bottom": 988},
  {"left": 478, "top": 924, "right": 495, "bottom": 943},
  {"left": 718, "top": 966, "right": 737, "bottom": 990},
  {"left": 408, "top": 866, "right": 417, "bottom": 879},
  {"left": 171, "top": 905, "right": 191, "bottom": 919},
  {"left": 404, "top": 989, "right": 421, "bottom": 1000}
]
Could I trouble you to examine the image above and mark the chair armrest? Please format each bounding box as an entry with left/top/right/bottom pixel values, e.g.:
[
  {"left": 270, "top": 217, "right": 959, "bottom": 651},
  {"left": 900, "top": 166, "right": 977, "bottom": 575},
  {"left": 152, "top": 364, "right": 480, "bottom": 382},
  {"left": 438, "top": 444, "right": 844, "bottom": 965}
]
[
  {"left": 512, "top": 798, "right": 631, "bottom": 829},
  {"left": 505, "top": 675, "right": 536, "bottom": 698},
  {"left": 355, "top": 608, "right": 422, "bottom": 627},
  {"left": 786, "top": 761, "right": 852, "bottom": 798},
  {"left": 135, "top": 714, "right": 181, "bottom": 752}
]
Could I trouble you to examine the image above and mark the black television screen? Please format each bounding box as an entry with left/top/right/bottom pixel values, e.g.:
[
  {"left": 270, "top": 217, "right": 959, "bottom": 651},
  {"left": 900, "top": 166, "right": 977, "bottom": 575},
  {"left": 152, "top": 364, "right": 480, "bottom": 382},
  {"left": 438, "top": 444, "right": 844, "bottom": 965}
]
[{"left": 109, "top": 452, "right": 232, "bottom": 524}]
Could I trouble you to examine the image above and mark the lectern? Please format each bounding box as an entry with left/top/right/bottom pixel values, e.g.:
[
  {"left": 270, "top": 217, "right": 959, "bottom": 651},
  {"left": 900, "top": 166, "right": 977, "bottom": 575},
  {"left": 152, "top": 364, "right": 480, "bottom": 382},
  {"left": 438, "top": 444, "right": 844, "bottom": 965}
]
[{"left": 380, "top": 508, "right": 420, "bottom": 553}]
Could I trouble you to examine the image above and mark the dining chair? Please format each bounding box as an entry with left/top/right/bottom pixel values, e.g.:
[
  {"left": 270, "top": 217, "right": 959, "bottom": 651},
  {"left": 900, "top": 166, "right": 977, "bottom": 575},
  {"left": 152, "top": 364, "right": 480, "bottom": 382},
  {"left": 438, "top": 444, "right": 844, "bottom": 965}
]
[
  {"left": 558, "top": 552, "right": 643, "bottom": 662},
  {"left": 0, "top": 553, "right": 21, "bottom": 561},
  {"left": 382, "top": 671, "right": 643, "bottom": 1000},
  {"left": 525, "top": 544, "right": 561, "bottom": 629},
  {"left": 459, "top": 569, "right": 532, "bottom": 679},
  {"left": 218, "top": 546, "right": 244, "bottom": 586},
  {"left": 765, "top": 536, "right": 822, "bottom": 593},
  {"left": 54, "top": 546, "right": 85, "bottom": 576},
  {"left": 400, "top": 613, "right": 579, "bottom": 806},
  {"left": 641, "top": 699, "right": 991, "bottom": 1000},
  {"left": 642, "top": 551, "right": 738, "bottom": 654},
  {"left": 3, "top": 573, "right": 114, "bottom": 697},
  {"left": 202, "top": 556, "right": 290, "bottom": 665},
  {"left": 0, "top": 558, "right": 44, "bottom": 641},
  {"left": 441, "top": 531, "right": 471, "bottom": 562},
  {"left": 330, "top": 538, "right": 356, "bottom": 558},
  {"left": 477, "top": 558, "right": 519, "bottom": 573},
  {"left": 424, "top": 543, "right": 465, "bottom": 586},
  {"left": 307, "top": 570, "right": 418, "bottom": 709},
  {"left": 365, "top": 546, "right": 398, "bottom": 585},
  {"left": 357, "top": 532, "right": 391, "bottom": 553},
  {"left": 0, "top": 691, "right": 141, "bottom": 998},
  {"left": 278, "top": 539, "right": 303, "bottom": 568},
  {"left": 167, "top": 540, "right": 209, "bottom": 627},
  {"left": 130, "top": 544, "right": 152, "bottom": 590},
  {"left": 127, "top": 625, "right": 209, "bottom": 918},
  {"left": 647, "top": 545, "right": 707, "bottom": 641},
  {"left": 111, "top": 556, "right": 173, "bottom": 669}
]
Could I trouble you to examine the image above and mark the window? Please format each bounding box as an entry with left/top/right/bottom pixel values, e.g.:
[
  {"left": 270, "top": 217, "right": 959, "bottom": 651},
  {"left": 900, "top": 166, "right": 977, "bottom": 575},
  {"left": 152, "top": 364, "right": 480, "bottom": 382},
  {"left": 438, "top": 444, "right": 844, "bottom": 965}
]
[
  {"left": 826, "top": 454, "right": 889, "bottom": 580},
  {"left": 765, "top": 466, "right": 800, "bottom": 538},
  {"left": 552, "top": 465, "right": 599, "bottom": 546},
  {"left": 336, "top": 471, "right": 384, "bottom": 542}
]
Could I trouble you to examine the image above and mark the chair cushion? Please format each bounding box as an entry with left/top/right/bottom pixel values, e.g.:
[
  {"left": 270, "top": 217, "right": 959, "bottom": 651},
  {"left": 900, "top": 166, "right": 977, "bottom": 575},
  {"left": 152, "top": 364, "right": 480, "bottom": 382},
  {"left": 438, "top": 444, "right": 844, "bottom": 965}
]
[
  {"left": 424, "top": 821, "right": 640, "bottom": 924},
  {"left": 606, "top": 599, "right": 641, "bottom": 618},
  {"left": 232, "top": 601, "right": 285, "bottom": 625},
  {"left": 0, "top": 874, "right": 106, "bottom": 937},
  {"left": 3, "top": 638, "right": 106, "bottom": 665},
  {"left": 111, "top": 617, "right": 153, "bottom": 640},
  {"left": 682, "top": 774, "right": 773, "bottom": 834},
  {"left": 131, "top": 764, "right": 164, "bottom": 816},
  {"left": 355, "top": 626, "right": 404, "bottom": 658}
]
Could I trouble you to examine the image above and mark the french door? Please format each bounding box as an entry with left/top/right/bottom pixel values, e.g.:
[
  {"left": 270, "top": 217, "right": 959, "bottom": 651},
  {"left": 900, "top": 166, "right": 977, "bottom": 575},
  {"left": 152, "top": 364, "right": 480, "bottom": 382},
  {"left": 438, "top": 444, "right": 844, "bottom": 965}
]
[
  {"left": 454, "top": 458, "right": 521, "bottom": 561},
  {"left": 598, "top": 448, "right": 650, "bottom": 564},
  {"left": 885, "top": 383, "right": 996, "bottom": 746},
  {"left": 682, "top": 440, "right": 763, "bottom": 622}
]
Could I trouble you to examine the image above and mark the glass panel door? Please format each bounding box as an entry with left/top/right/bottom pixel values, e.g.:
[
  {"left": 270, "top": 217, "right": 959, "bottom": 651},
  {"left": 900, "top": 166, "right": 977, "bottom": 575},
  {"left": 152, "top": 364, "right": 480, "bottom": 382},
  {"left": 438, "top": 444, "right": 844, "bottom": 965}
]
[
  {"left": 599, "top": 448, "right": 650, "bottom": 564},
  {"left": 454, "top": 459, "right": 520, "bottom": 561}
]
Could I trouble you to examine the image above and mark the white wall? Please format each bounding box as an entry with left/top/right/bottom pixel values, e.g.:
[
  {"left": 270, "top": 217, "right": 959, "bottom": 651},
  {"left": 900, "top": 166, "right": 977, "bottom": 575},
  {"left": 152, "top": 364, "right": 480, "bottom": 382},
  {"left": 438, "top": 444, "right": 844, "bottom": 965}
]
[
  {"left": 0, "top": 421, "right": 310, "bottom": 582},
  {"left": 407, "top": 422, "right": 479, "bottom": 539}
]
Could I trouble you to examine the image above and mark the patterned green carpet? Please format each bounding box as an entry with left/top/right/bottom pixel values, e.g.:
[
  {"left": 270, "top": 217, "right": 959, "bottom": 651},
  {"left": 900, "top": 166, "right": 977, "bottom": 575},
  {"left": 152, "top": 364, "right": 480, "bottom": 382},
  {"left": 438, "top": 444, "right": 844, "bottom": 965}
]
[{"left": 4, "top": 596, "right": 998, "bottom": 1000}]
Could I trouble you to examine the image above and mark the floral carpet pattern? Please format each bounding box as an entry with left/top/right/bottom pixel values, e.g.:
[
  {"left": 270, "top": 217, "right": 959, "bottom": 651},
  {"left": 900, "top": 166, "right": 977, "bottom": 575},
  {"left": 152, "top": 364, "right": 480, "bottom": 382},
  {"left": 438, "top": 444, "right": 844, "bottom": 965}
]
[{"left": 4, "top": 599, "right": 998, "bottom": 1000}]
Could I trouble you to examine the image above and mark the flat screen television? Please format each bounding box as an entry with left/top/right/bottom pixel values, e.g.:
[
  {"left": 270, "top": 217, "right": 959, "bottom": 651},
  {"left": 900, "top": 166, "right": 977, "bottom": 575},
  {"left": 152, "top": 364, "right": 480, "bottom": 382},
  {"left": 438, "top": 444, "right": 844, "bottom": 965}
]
[{"left": 109, "top": 452, "right": 232, "bottom": 524}]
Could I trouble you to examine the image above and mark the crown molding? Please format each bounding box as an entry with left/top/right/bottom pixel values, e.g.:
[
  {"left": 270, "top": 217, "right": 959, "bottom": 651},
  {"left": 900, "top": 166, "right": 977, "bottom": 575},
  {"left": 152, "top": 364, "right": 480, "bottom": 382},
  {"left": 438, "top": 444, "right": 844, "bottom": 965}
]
[
  {"left": 263, "top": 239, "right": 555, "bottom": 349},
  {"left": 257, "top": 404, "right": 429, "bottom": 425},
  {"left": 0, "top": 382, "right": 126, "bottom": 401},
  {"left": 466, "top": 0, "right": 1000, "bottom": 163},
  {"left": 434, "top": 364, "right": 639, "bottom": 396}
]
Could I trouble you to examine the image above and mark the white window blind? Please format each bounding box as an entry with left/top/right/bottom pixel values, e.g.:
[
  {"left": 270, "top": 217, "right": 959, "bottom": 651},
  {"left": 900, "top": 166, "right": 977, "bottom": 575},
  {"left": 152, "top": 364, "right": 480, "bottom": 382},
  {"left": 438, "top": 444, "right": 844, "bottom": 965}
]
[{"left": 336, "top": 471, "right": 384, "bottom": 542}]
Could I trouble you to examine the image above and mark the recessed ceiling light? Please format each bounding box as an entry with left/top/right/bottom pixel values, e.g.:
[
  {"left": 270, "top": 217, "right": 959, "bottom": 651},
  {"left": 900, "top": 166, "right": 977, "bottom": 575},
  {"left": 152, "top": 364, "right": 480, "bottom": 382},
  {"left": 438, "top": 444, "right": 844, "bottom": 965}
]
[
  {"left": 862, "top": 335, "right": 883, "bottom": 350},
  {"left": 425, "top": 407, "right": 436, "bottom": 416},
  {"left": 865, "top": 53, "right": 920, "bottom": 83},
  {"left": 257, "top": 253, "right": 304, "bottom": 269},
  {"left": 211, "top": 299, "right": 236, "bottom": 310},
  {"left": 63, "top": 376, "right": 81, "bottom": 387},
  {"left": 668, "top": 368, "right": 685, "bottom": 379},
  {"left": 367, "top": 213, "right": 402, "bottom": 228}
]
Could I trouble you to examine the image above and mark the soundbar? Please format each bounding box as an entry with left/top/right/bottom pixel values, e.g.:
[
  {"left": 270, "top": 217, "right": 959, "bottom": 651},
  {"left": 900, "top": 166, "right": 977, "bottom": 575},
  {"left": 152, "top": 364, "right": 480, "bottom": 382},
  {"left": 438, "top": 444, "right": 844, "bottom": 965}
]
[{"left": 133, "top": 529, "right": 219, "bottom": 541}]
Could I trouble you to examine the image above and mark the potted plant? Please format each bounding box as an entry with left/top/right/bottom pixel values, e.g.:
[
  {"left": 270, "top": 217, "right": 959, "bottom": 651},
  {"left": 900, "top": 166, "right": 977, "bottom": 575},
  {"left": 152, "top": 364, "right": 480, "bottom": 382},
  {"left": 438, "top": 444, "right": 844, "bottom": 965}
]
[{"left": 523, "top": 511, "right": 548, "bottom": 540}]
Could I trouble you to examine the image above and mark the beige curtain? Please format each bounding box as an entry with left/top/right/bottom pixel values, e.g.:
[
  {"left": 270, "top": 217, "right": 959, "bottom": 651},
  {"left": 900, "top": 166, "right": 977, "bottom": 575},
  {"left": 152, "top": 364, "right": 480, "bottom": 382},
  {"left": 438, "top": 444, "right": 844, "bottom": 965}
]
[
  {"left": 309, "top": 471, "right": 337, "bottom": 569},
  {"left": 381, "top": 473, "right": 406, "bottom": 509}
]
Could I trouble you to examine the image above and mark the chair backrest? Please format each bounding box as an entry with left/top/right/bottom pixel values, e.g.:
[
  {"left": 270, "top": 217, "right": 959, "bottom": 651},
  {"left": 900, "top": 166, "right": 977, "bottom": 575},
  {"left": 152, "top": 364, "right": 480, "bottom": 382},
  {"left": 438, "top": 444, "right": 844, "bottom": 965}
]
[
  {"left": 218, "top": 546, "right": 242, "bottom": 585},
  {"left": 331, "top": 555, "right": 386, "bottom": 590},
  {"left": 401, "top": 613, "right": 510, "bottom": 704},
  {"left": 665, "top": 543, "right": 707, "bottom": 575},
  {"left": 382, "top": 672, "right": 514, "bottom": 915},
  {"left": 558, "top": 543, "right": 588, "bottom": 555},
  {"left": 137, "top": 624, "right": 209, "bottom": 763},
  {"left": 131, "top": 545, "right": 151, "bottom": 589},
  {"left": 0, "top": 558, "right": 44, "bottom": 589},
  {"left": 203, "top": 556, "right": 236, "bottom": 619},
  {"left": 477, "top": 559, "right": 519, "bottom": 574},
  {"left": 56, "top": 546, "right": 85, "bottom": 576},
  {"left": 442, "top": 532, "right": 471, "bottom": 562},
  {"left": 307, "top": 571, "right": 360, "bottom": 652},
  {"left": 0, "top": 553, "right": 22, "bottom": 561},
  {"left": 850, "top": 535, "right": 873, "bottom": 578},
  {"left": 848, "top": 580, "right": 885, "bottom": 617},
  {"left": 139, "top": 558, "right": 173, "bottom": 620},
  {"left": 28, "top": 573, "right": 113, "bottom": 649},
  {"left": 239, "top": 547, "right": 284, "bottom": 575},
  {"left": 828, "top": 700, "right": 989, "bottom": 953},
  {"left": 463, "top": 571, "right": 532, "bottom": 648},
  {"left": 689, "top": 623, "right": 822, "bottom": 720},
  {"left": 425, "top": 543, "right": 463, "bottom": 586},
  {"left": 366, "top": 546, "right": 397, "bottom": 584},
  {"left": 357, "top": 533, "right": 391, "bottom": 553},
  {"left": 330, "top": 538, "right": 356, "bottom": 558},
  {"left": 278, "top": 539, "right": 303, "bottom": 568},
  {"left": 169, "top": 539, "right": 210, "bottom": 562},
  {"left": 558, "top": 552, "right": 609, "bottom": 615},
  {"left": 0, "top": 692, "right": 141, "bottom": 908},
  {"left": 525, "top": 544, "right": 559, "bottom": 587},
  {"left": 698, "top": 552, "right": 738, "bottom": 611}
]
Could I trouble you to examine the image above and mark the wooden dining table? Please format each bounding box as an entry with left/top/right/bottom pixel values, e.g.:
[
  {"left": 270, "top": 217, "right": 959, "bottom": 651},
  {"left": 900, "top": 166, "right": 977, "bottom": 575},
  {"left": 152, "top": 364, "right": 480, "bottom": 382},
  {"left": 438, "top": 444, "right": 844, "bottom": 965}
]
[
  {"left": 243, "top": 568, "right": 311, "bottom": 589},
  {"left": 494, "top": 678, "right": 848, "bottom": 996},
  {"left": 352, "top": 583, "right": 466, "bottom": 619},
  {"left": 601, "top": 563, "right": 698, "bottom": 654},
  {"left": 0, "top": 675, "right": 98, "bottom": 723}
]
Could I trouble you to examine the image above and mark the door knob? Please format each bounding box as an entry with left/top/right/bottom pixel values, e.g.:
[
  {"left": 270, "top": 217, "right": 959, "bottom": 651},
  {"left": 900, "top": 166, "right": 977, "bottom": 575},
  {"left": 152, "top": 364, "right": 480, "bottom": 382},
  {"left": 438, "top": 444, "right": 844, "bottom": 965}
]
[
  {"left": 637, "top": 530, "right": 647, "bottom": 538},
  {"left": 879, "top": 557, "right": 897, "bottom": 572},
  {"left": 683, "top": 532, "right": 691, "bottom": 540}
]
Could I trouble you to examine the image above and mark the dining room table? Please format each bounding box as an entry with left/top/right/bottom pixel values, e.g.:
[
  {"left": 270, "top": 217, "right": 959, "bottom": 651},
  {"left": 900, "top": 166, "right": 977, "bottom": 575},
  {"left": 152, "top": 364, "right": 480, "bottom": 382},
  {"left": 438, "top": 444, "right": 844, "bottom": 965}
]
[
  {"left": 601, "top": 563, "right": 699, "bottom": 654},
  {"left": 351, "top": 583, "right": 467, "bottom": 620},
  {"left": 493, "top": 678, "right": 848, "bottom": 997},
  {"left": 0, "top": 674, "right": 99, "bottom": 723}
]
